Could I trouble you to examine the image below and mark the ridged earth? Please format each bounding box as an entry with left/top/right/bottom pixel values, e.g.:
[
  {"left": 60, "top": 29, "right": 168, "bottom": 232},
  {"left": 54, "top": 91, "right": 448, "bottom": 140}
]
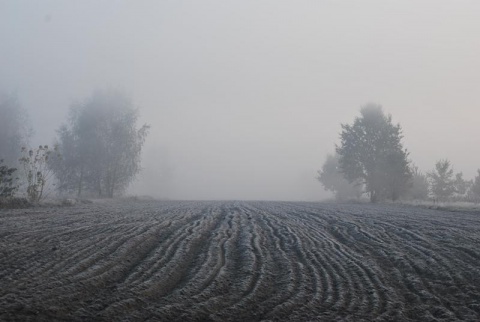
[{"left": 1, "top": 201, "right": 479, "bottom": 321}]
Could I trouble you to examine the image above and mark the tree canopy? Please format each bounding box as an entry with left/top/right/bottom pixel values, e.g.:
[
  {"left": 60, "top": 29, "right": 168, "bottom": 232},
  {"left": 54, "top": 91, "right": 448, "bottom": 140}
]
[
  {"left": 50, "top": 90, "right": 149, "bottom": 197},
  {"left": 317, "top": 153, "right": 362, "bottom": 201},
  {"left": 336, "top": 104, "right": 411, "bottom": 202},
  {"left": 406, "top": 166, "right": 429, "bottom": 201},
  {"left": 426, "top": 159, "right": 471, "bottom": 201},
  {"left": 427, "top": 159, "right": 455, "bottom": 201}
]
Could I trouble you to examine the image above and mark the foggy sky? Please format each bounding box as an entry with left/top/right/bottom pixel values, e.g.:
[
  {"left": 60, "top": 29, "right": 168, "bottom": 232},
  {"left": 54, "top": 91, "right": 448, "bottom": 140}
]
[{"left": 1, "top": 1, "right": 480, "bottom": 200}]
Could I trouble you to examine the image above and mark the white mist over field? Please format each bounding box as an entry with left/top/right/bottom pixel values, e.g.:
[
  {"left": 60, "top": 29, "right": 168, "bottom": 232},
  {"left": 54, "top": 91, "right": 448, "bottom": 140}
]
[{"left": 1, "top": 1, "right": 480, "bottom": 200}]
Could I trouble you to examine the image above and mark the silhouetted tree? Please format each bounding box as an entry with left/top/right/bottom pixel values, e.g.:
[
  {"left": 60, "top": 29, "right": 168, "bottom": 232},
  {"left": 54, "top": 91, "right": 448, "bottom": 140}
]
[
  {"left": 470, "top": 170, "right": 480, "bottom": 203},
  {"left": 452, "top": 172, "right": 472, "bottom": 201},
  {"left": 317, "top": 153, "right": 362, "bottom": 201},
  {"left": 427, "top": 159, "right": 455, "bottom": 201},
  {"left": 50, "top": 90, "right": 150, "bottom": 197},
  {"left": 336, "top": 104, "right": 411, "bottom": 202},
  {"left": 406, "top": 166, "right": 429, "bottom": 200}
]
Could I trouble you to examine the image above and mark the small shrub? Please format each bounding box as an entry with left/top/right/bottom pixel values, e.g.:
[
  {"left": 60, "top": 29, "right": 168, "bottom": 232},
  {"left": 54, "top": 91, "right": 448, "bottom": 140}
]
[
  {"left": 0, "top": 159, "right": 19, "bottom": 198},
  {"left": 19, "top": 145, "right": 58, "bottom": 204}
]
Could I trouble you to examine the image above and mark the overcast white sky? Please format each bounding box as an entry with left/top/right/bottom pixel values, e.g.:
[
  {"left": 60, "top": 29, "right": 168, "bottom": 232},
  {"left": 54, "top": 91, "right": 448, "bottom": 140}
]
[{"left": 1, "top": 1, "right": 479, "bottom": 200}]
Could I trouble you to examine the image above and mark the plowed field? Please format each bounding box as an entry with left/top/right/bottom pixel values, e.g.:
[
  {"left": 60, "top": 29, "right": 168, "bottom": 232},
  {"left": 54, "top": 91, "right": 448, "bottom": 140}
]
[{"left": 1, "top": 201, "right": 479, "bottom": 321}]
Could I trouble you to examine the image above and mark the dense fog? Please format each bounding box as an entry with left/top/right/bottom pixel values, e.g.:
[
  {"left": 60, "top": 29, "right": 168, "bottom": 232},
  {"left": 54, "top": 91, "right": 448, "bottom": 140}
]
[{"left": 1, "top": 1, "right": 480, "bottom": 201}]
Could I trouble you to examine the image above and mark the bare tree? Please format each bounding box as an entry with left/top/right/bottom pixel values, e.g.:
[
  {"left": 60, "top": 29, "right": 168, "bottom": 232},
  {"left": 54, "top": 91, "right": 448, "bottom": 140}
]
[{"left": 19, "top": 146, "right": 57, "bottom": 203}]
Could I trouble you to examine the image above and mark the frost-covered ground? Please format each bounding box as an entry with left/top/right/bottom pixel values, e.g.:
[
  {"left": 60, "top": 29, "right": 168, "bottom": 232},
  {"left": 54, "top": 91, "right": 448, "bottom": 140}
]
[
  {"left": 399, "top": 200, "right": 480, "bottom": 212},
  {"left": 1, "top": 201, "right": 479, "bottom": 321}
]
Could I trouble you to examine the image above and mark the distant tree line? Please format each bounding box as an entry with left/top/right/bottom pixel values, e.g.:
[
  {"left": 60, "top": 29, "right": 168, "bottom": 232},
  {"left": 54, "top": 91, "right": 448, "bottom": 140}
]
[
  {"left": 317, "top": 104, "right": 480, "bottom": 203},
  {"left": 0, "top": 90, "right": 149, "bottom": 205}
]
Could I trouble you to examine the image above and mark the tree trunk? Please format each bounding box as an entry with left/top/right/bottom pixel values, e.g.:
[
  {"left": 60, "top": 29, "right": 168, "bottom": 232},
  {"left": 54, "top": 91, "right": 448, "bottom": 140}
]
[
  {"left": 97, "top": 179, "right": 102, "bottom": 197},
  {"left": 76, "top": 167, "right": 83, "bottom": 197},
  {"left": 370, "top": 191, "right": 377, "bottom": 203},
  {"left": 108, "top": 165, "right": 118, "bottom": 198}
]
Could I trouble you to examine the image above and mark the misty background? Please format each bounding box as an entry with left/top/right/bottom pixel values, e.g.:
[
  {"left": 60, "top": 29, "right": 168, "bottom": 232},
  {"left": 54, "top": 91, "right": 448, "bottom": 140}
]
[{"left": 1, "top": 1, "right": 479, "bottom": 201}]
